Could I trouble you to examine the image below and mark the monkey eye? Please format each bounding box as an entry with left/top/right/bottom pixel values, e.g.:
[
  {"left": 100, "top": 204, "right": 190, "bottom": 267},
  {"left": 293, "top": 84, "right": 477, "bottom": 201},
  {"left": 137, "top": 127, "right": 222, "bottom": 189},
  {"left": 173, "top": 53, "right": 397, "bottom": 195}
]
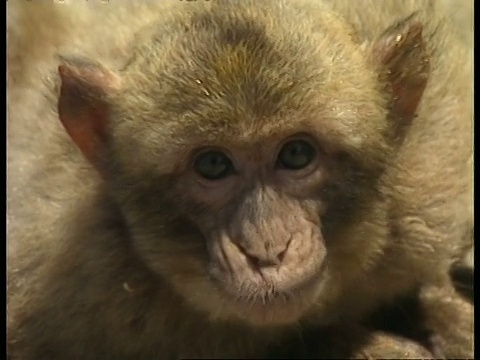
[
  {"left": 277, "top": 140, "right": 316, "bottom": 170},
  {"left": 194, "top": 151, "right": 234, "bottom": 180}
]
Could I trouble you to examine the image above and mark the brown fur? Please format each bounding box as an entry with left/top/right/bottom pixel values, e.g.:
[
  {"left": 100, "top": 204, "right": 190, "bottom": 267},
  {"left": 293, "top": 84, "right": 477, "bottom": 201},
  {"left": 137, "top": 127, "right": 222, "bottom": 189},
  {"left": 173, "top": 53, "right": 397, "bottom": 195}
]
[{"left": 7, "top": 0, "right": 472, "bottom": 359}]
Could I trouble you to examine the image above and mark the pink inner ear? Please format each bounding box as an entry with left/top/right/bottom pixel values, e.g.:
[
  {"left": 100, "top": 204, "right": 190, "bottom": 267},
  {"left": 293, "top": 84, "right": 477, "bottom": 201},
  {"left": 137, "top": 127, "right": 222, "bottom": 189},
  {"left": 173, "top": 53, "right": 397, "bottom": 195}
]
[
  {"left": 57, "top": 62, "right": 119, "bottom": 178},
  {"left": 371, "top": 16, "right": 429, "bottom": 141},
  {"left": 391, "top": 78, "right": 426, "bottom": 122}
]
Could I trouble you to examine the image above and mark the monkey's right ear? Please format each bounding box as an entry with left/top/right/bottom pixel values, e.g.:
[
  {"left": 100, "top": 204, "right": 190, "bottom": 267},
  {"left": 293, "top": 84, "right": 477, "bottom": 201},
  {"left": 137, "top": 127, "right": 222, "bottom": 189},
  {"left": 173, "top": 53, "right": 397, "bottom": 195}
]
[{"left": 57, "top": 57, "right": 122, "bottom": 179}]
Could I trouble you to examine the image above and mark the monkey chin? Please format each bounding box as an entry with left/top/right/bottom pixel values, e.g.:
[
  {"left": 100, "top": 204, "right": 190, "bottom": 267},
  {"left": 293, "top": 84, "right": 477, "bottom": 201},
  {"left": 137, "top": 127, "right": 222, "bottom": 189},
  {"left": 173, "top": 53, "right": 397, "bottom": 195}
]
[{"left": 216, "top": 272, "right": 327, "bottom": 328}]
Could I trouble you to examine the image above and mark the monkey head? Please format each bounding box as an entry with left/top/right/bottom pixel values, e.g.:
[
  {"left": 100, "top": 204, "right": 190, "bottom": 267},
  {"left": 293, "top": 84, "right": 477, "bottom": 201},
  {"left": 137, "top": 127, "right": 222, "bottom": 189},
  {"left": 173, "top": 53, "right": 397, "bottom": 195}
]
[{"left": 57, "top": 4, "right": 429, "bottom": 327}]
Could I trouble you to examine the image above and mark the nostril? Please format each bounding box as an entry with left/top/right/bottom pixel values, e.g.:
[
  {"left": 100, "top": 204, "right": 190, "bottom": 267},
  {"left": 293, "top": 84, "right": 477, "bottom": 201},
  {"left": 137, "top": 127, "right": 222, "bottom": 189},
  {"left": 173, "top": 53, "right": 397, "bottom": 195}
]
[
  {"left": 235, "top": 241, "right": 289, "bottom": 269},
  {"left": 248, "top": 255, "right": 262, "bottom": 269},
  {"left": 236, "top": 243, "right": 262, "bottom": 269},
  {"left": 276, "top": 234, "right": 293, "bottom": 263},
  {"left": 276, "top": 248, "right": 287, "bottom": 263},
  {"left": 277, "top": 234, "right": 293, "bottom": 263}
]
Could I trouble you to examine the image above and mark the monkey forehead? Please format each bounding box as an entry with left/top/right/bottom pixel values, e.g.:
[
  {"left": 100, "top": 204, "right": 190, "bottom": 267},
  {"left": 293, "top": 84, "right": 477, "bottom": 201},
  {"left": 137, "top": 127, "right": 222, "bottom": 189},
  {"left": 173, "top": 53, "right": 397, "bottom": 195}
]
[
  {"left": 113, "top": 0, "right": 388, "bottom": 162},
  {"left": 122, "top": 4, "right": 381, "bottom": 98}
]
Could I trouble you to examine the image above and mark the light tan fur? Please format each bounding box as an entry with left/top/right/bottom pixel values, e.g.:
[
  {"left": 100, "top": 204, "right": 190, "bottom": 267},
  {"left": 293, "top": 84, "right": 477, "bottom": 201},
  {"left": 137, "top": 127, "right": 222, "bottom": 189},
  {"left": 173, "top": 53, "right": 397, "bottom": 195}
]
[{"left": 7, "top": 1, "right": 473, "bottom": 359}]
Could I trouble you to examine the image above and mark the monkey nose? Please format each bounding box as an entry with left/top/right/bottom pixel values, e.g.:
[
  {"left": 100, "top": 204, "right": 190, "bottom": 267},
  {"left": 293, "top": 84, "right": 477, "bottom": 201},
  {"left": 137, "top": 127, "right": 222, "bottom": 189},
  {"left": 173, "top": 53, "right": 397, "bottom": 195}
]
[{"left": 236, "top": 242, "right": 288, "bottom": 268}]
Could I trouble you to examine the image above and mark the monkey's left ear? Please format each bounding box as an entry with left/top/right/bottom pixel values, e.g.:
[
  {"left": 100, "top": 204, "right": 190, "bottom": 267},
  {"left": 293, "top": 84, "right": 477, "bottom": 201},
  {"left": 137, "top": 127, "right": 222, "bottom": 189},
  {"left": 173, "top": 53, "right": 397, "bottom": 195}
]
[
  {"left": 57, "top": 57, "right": 122, "bottom": 179},
  {"left": 371, "top": 13, "right": 430, "bottom": 143}
]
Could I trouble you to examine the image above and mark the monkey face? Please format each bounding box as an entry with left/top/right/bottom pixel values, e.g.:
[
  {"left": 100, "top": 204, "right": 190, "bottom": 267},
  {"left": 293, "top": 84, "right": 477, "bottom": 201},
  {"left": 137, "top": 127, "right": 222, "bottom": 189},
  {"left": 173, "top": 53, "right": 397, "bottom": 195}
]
[
  {"left": 108, "top": 119, "right": 390, "bottom": 327},
  {"left": 104, "top": 49, "right": 392, "bottom": 327},
  {"left": 59, "top": 5, "right": 394, "bottom": 327},
  {"left": 184, "top": 135, "right": 329, "bottom": 326},
  {"left": 108, "top": 65, "right": 391, "bottom": 326},
  {"left": 108, "top": 132, "right": 331, "bottom": 326}
]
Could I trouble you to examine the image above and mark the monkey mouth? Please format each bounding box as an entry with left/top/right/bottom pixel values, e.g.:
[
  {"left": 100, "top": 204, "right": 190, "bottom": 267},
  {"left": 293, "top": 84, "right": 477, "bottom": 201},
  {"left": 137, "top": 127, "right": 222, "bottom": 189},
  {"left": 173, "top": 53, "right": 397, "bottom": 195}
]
[
  {"left": 206, "top": 231, "right": 327, "bottom": 326},
  {"left": 212, "top": 269, "right": 326, "bottom": 326}
]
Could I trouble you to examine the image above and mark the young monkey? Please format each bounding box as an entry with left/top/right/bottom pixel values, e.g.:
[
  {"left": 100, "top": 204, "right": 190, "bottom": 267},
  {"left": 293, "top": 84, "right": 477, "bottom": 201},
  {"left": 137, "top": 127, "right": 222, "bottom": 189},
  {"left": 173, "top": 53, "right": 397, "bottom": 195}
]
[{"left": 7, "top": 0, "right": 473, "bottom": 359}]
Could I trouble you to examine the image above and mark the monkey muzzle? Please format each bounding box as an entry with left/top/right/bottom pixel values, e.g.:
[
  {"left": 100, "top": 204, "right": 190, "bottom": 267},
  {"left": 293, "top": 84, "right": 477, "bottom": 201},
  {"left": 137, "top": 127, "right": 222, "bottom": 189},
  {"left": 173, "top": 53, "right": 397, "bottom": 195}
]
[{"left": 207, "top": 220, "right": 326, "bottom": 326}]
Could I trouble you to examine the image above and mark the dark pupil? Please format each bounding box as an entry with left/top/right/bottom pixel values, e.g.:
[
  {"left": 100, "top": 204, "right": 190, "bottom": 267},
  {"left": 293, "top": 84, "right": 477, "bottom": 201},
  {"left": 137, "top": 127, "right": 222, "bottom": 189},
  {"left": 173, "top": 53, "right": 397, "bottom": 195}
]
[
  {"left": 194, "top": 151, "right": 233, "bottom": 180},
  {"left": 278, "top": 140, "right": 315, "bottom": 170}
]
